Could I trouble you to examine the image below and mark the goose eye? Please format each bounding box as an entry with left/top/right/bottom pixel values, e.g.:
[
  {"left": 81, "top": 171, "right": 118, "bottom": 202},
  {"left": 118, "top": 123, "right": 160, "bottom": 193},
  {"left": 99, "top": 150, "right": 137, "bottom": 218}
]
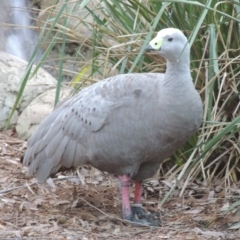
[{"left": 168, "top": 38, "right": 173, "bottom": 42}]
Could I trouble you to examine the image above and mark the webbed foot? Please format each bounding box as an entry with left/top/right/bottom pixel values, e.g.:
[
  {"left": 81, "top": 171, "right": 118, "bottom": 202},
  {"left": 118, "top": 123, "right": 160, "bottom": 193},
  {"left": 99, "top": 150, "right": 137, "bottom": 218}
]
[{"left": 125, "top": 204, "right": 161, "bottom": 226}]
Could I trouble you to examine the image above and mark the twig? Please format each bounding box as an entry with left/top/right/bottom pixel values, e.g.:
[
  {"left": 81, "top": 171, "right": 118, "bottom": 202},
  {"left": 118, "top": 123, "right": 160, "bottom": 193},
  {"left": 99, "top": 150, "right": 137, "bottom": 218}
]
[{"left": 0, "top": 183, "right": 35, "bottom": 195}]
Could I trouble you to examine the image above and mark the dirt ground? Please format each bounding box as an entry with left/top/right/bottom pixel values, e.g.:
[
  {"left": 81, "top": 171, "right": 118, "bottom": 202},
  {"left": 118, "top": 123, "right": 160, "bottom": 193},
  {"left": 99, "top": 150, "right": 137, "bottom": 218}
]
[{"left": 0, "top": 131, "right": 240, "bottom": 240}]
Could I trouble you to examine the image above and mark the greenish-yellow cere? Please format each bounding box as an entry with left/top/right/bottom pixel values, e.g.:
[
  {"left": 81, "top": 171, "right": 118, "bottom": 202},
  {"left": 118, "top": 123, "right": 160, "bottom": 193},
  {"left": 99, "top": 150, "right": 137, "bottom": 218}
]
[{"left": 149, "top": 36, "right": 163, "bottom": 50}]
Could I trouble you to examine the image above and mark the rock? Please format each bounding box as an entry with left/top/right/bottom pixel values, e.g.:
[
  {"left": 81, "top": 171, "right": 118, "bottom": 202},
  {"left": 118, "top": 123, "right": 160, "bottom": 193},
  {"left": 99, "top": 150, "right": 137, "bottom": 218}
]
[
  {"left": 0, "top": 51, "right": 56, "bottom": 129},
  {"left": 17, "top": 87, "right": 73, "bottom": 140}
]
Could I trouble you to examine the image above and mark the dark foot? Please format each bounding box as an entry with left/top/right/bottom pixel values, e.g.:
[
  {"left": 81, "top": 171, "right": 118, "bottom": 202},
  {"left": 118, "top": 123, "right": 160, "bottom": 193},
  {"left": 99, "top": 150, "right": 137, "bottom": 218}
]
[{"left": 125, "top": 204, "right": 161, "bottom": 226}]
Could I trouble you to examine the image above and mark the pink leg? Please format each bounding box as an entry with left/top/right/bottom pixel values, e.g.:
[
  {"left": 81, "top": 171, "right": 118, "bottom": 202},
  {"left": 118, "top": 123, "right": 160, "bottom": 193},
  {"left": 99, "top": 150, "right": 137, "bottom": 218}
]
[
  {"left": 119, "top": 177, "right": 159, "bottom": 225},
  {"left": 134, "top": 181, "right": 142, "bottom": 204},
  {"left": 118, "top": 175, "right": 132, "bottom": 219}
]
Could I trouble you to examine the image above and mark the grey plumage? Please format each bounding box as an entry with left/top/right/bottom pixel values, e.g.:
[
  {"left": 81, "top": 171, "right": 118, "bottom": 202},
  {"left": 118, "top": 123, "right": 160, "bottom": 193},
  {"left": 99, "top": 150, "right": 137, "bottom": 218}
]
[{"left": 22, "top": 28, "right": 203, "bottom": 185}]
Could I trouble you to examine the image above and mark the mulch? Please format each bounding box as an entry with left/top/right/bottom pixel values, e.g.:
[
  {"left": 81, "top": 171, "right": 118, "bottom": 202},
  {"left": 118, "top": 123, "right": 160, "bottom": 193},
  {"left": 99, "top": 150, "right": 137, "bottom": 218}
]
[{"left": 0, "top": 131, "right": 239, "bottom": 239}]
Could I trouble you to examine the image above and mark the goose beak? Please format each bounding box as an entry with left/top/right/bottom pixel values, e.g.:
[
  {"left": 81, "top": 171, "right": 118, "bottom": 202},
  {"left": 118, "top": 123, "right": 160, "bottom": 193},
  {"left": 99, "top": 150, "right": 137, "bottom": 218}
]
[{"left": 145, "top": 44, "right": 155, "bottom": 52}]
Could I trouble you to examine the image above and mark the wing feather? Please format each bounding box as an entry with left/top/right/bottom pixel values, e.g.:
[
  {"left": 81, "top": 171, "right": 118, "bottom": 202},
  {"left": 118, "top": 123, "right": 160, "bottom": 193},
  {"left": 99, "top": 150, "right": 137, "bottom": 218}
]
[
  {"left": 45, "top": 129, "right": 64, "bottom": 158},
  {"left": 61, "top": 138, "right": 78, "bottom": 168}
]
